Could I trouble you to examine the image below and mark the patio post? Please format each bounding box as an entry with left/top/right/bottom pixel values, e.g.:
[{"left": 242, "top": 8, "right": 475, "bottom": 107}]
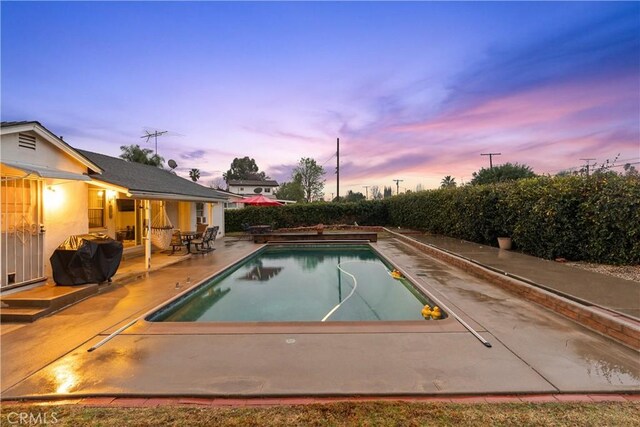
[{"left": 143, "top": 199, "right": 151, "bottom": 270}]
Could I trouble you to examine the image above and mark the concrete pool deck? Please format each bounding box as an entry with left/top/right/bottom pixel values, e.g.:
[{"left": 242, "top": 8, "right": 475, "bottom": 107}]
[
  {"left": 1, "top": 236, "right": 638, "bottom": 400},
  {"left": 398, "top": 231, "right": 640, "bottom": 319}
]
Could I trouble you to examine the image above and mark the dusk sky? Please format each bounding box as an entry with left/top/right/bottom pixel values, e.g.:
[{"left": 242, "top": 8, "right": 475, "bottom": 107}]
[{"left": 2, "top": 1, "right": 639, "bottom": 196}]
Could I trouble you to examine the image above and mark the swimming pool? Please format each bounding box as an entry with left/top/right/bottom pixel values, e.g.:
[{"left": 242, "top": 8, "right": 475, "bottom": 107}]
[{"left": 148, "top": 244, "right": 446, "bottom": 323}]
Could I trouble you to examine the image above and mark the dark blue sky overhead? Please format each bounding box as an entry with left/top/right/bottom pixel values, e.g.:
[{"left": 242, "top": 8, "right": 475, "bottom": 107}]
[{"left": 2, "top": 1, "right": 638, "bottom": 191}]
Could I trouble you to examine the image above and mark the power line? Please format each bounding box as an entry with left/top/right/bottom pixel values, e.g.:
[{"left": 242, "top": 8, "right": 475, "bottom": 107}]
[
  {"left": 336, "top": 138, "right": 340, "bottom": 201},
  {"left": 393, "top": 179, "right": 403, "bottom": 195},
  {"left": 481, "top": 152, "right": 501, "bottom": 169},
  {"left": 579, "top": 158, "right": 596, "bottom": 177}
]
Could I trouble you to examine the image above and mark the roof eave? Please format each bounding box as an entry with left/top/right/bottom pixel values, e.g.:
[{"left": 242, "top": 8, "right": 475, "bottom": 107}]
[{"left": 1, "top": 122, "right": 104, "bottom": 174}]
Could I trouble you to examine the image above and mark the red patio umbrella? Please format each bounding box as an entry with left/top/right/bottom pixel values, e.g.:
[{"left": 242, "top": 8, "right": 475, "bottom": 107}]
[{"left": 241, "top": 195, "right": 283, "bottom": 206}]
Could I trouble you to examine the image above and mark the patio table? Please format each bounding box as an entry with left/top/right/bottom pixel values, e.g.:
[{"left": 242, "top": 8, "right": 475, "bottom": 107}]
[{"left": 181, "top": 231, "right": 201, "bottom": 253}]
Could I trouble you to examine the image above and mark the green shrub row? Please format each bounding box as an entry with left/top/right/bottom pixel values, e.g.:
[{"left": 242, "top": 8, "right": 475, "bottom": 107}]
[
  {"left": 386, "top": 175, "right": 640, "bottom": 264},
  {"left": 225, "top": 200, "right": 389, "bottom": 232},
  {"left": 225, "top": 175, "right": 640, "bottom": 264}
]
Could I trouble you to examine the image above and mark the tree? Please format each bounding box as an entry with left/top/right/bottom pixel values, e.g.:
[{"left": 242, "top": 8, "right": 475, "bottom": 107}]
[
  {"left": 344, "top": 190, "right": 366, "bottom": 202},
  {"left": 624, "top": 163, "right": 638, "bottom": 176},
  {"left": 293, "top": 157, "right": 325, "bottom": 202},
  {"left": 274, "top": 174, "right": 305, "bottom": 202},
  {"left": 119, "top": 144, "right": 164, "bottom": 167},
  {"left": 223, "top": 157, "right": 268, "bottom": 183},
  {"left": 440, "top": 176, "right": 457, "bottom": 188},
  {"left": 370, "top": 185, "right": 382, "bottom": 200},
  {"left": 471, "top": 163, "right": 536, "bottom": 185},
  {"left": 383, "top": 186, "right": 393, "bottom": 198},
  {"left": 208, "top": 176, "right": 227, "bottom": 190},
  {"left": 189, "top": 168, "right": 201, "bottom": 182}
]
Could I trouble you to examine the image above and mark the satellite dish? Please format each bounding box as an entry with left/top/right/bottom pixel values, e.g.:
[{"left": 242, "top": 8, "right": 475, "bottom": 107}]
[{"left": 168, "top": 159, "right": 178, "bottom": 170}]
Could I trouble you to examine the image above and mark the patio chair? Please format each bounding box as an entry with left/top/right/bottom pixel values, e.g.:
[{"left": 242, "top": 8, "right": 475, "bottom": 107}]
[
  {"left": 192, "top": 226, "right": 219, "bottom": 253},
  {"left": 196, "top": 223, "right": 208, "bottom": 235},
  {"left": 169, "top": 230, "right": 186, "bottom": 255}
]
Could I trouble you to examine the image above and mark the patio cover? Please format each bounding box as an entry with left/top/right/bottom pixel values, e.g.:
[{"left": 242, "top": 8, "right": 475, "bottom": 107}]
[
  {"left": 1, "top": 160, "right": 92, "bottom": 181},
  {"left": 241, "top": 195, "right": 283, "bottom": 206}
]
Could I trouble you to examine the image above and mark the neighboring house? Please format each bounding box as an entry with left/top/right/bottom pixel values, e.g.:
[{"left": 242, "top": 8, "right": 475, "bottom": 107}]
[
  {"left": 213, "top": 188, "right": 247, "bottom": 210},
  {"left": 1, "top": 121, "right": 227, "bottom": 291},
  {"left": 227, "top": 179, "right": 279, "bottom": 199}
]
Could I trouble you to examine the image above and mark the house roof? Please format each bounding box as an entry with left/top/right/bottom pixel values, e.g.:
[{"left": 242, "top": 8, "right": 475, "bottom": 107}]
[
  {"left": 77, "top": 149, "right": 228, "bottom": 202},
  {"left": 228, "top": 179, "right": 279, "bottom": 187},
  {"left": 1, "top": 121, "right": 103, "bottom": 173}
]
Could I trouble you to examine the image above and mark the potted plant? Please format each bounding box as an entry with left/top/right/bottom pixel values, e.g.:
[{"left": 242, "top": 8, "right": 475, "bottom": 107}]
[{"left": 497, "top": 236, "right": 512, "bottom": 250}]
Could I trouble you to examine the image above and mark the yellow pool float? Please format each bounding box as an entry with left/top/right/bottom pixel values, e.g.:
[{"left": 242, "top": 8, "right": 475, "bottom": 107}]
[
  {"left": 390, "top": 269, "right": 403, "bottom": 279},
  {"left": 431, "top": 306, "right": 442, "bottom": 319},
  {"left": 421, "top": 304, "right": 432, "bottom": 319}
]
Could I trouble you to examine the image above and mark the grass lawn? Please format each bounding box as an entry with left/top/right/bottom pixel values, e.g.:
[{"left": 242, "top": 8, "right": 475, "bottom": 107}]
[{"left": 2, "top": 401, "right": 638, "bottom": 426}]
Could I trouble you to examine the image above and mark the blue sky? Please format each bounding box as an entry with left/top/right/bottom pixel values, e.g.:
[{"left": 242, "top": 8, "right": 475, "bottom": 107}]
[{"left": 2, "top": 1, "right": 639, "bottom": 194}]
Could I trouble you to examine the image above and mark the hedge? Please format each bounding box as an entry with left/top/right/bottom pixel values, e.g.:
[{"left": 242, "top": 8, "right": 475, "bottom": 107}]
[
  {"left": 225, "top": 174, "right": 640, "bottom": 264},
  {"left": 225, "top": 200, "right": 389, "bottom": 232}
]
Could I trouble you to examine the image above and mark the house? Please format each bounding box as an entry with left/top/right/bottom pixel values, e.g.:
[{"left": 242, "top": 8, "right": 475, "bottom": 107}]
[
  {"left": 212, "top": 188, "right": 247, "bottom": 210},
  {"left": 1, "top": 121, "right": 227, "bottom": 291},
  {"left": 227, "top": 179, "right": 279, "bottom": 199}
]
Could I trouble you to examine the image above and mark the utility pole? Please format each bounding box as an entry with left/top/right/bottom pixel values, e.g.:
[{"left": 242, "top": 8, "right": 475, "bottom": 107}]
[
  {"left": 393, "top": 179, "right": 403, "bottom": 196},
  {"left": 363, "top": 185, "right": 369, "bottom": 200},
  {"left": 141, "top": 130, "right": 168, "bottom": 156},
  {"left": 481, "top": 152, "right": 501, "bottom": 169},
  {"left": 336, "top": 138, "right": 340, "bottom": 201},
  {"left": 580, "top": 158, "right": 596, "bottom": 177}
]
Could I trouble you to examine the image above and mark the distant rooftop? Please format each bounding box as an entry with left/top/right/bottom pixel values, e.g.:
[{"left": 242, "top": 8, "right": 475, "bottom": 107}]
[{"left": 228, "top": 179, "right": 279, "bottom": 187}]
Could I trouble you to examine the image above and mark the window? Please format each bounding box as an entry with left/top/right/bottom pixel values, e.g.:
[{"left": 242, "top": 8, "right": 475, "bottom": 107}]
[
  {"left": 88, "top": 188, "right": 105, "bottom": 228},
  {"left": 264, "top": 188, "right": 271, "bottom": 193}
]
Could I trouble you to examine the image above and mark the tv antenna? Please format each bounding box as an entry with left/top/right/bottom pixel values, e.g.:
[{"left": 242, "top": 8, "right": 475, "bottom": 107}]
[{"left": 140, "top": 129, "right": 168, "bottom": 156}]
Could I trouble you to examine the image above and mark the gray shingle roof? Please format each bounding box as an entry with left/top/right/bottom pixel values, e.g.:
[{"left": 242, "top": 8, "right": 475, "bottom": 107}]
[
  {"left": 77, "top": 149, "right": 227, "bottom": 201},
  {"left": 1, "top": 121, "right": 41, "bottom": 127},
  {"left": 228, "top": 179, "right": 279, "bottom": 186}
]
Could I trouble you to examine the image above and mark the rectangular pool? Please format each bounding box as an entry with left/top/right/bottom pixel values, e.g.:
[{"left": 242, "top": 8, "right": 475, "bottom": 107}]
[{"left": 148, "top": 244, "right": 445, "bottom": 322}]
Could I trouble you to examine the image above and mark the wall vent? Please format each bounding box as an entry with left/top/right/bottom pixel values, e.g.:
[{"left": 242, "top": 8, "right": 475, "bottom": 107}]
[{"left": 18, "top": 133, "right": 37, "bottom": 150}]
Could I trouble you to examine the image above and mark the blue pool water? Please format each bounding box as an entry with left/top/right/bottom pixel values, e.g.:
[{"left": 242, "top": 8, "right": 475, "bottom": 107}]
[{"left": 148, "top": 245, "right": 444, "bottom": 322}]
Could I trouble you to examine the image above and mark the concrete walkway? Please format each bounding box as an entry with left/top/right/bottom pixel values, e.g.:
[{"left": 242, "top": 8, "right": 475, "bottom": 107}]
[
  {"left": 0, "top": 238, "right": 259, "bottom": 394},
  {"left": 401, "top": 233, "right": 640, "bottom": 320},
  {"left": 1, "top": 237, "right": 638, "bottom": 399}
]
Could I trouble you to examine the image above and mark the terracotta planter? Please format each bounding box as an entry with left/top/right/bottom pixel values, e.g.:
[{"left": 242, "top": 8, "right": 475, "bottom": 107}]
[{"left": 497, "top": 237, "right": 512, "bottom": 250}]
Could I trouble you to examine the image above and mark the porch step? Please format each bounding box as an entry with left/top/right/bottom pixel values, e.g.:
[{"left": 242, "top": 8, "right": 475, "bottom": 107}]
[
  {"left": 0, "top": 307, "right": 50, "bottom": 323},
  {"left": 0, "top": 283, "right": 98, "bottom": 323}
]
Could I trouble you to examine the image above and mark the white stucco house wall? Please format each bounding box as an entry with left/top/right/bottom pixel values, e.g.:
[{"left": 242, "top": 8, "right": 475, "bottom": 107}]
[{"left": 227, "top": 179, "right": 279, "bottom": 199}]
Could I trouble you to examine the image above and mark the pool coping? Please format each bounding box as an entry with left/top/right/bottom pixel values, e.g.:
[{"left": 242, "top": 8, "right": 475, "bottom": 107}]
[{"left": 385, "top": 228, "right": 640, "bottom": 350}]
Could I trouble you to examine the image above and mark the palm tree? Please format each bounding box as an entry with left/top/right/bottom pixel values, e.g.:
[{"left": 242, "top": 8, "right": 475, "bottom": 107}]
[
  {"left": 440, "top": 175, "right": 457, "bottom": 188},
  {"left": 189, "top": 168, "right": 201, "bottom": 182}
]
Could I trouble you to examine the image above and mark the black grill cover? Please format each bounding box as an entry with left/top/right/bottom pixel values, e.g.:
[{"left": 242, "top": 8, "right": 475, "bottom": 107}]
[{"left": 50, "top": 234, "right": 123, "bottom": 285}]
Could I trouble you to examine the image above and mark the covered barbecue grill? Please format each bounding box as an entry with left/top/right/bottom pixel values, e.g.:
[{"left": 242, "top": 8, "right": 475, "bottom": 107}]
[{"left": 50, "top": 234, "right": 123, "bottom": 285}]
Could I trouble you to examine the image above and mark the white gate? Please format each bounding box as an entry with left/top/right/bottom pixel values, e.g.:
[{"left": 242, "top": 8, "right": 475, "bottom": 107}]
[{"left": 1, "top": 176, "right": 44, "bottom": 290}]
